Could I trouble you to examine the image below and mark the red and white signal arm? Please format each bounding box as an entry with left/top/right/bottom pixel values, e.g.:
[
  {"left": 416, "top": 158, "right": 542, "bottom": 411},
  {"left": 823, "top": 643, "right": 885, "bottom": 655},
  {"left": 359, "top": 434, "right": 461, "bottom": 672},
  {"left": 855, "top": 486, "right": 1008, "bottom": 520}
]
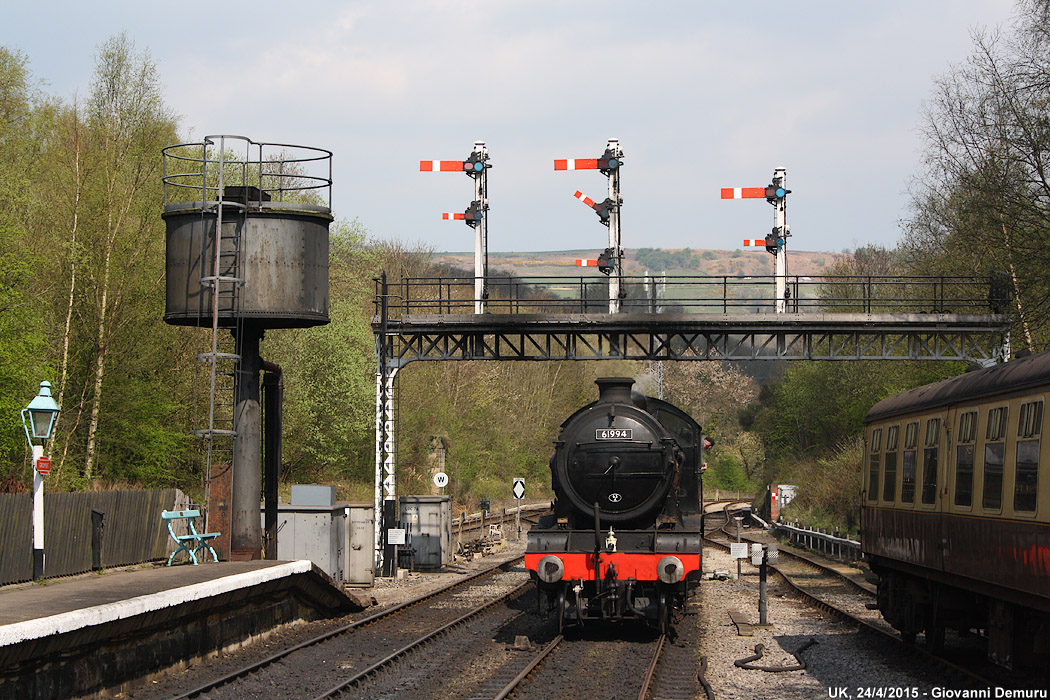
[{"left": 36, "top": 457, "right": 52, "bottom": 475}]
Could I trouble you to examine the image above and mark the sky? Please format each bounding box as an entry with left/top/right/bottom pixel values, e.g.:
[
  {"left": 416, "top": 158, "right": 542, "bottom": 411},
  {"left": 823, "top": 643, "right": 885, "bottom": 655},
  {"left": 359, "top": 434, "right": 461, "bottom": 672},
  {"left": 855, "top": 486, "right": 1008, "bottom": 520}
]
[{"left": 3, "top": 0, "right": 1019, "bottom": 256}]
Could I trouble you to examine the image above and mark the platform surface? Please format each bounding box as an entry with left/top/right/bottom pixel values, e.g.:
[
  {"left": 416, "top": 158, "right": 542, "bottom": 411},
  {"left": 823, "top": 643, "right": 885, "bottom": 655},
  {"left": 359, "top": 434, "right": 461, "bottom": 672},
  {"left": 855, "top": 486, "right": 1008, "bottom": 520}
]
[{"left": 0, "top": 560, "right": 312, "bottom": 642}]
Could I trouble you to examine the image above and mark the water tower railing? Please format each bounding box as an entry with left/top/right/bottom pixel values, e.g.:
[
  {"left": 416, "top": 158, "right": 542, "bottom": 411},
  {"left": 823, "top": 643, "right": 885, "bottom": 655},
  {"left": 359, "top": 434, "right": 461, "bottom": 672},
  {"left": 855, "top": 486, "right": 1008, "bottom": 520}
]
[{"left": 162, "top": 134, "right": 332, "bottom": 211}]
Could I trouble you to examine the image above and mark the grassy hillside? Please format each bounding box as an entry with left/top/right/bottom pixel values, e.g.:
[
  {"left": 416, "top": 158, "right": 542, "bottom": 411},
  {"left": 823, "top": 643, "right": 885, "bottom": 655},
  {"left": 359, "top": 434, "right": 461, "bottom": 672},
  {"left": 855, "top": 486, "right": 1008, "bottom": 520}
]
[{"left": 434, "top": 248, "right": 848, "bottom": 279}]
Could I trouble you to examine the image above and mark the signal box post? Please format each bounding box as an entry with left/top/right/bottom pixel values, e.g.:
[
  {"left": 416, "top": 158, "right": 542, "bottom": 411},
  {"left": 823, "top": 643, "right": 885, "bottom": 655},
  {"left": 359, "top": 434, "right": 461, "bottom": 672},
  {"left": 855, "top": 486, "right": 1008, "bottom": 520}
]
[
  {"left": 557, "top": 138, "right": 624, "bottom": 313},
  {"left": 722, "top": 167, "right": 791, "bottom": 313},
  {"left": 421, "top": 141, "right": 491, "bottom": 314}
]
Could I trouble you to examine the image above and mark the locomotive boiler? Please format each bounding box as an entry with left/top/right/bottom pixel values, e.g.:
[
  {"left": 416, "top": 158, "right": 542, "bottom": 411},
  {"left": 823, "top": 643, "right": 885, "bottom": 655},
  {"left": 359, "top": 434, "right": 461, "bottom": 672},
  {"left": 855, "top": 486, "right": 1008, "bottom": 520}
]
[{"left": 525, "top": 377, "right": 704, "bottom": 633}]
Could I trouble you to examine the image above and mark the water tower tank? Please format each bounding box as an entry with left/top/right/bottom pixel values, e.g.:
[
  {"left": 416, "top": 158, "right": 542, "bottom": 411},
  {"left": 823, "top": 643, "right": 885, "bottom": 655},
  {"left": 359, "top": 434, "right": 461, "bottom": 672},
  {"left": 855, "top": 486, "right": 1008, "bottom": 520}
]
[{"left": 162, "top": 136, "right": 333, "bottom": 328}]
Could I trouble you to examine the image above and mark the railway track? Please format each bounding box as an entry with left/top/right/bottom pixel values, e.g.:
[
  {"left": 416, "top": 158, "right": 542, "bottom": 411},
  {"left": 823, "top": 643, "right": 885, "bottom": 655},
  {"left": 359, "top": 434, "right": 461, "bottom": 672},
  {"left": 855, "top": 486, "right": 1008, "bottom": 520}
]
[
  {"left": 314, "top": 579, "right": 534, "bottom": 698},
  {"left": 703, "top": 505, "right": 1023, "bottom": 692},
  {"left": 165, "top": 557, "right": 529, "bottom": 700},
  {"left": 471, "top": 598, "right": 708, "bottom": 700}
]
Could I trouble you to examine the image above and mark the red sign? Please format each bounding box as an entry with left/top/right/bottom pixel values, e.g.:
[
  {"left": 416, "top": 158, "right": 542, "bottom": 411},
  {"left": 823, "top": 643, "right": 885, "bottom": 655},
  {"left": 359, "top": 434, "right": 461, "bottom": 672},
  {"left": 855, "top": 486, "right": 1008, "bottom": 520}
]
[{"left": 36, "top": 458, "right": 51, "bottom": 475}]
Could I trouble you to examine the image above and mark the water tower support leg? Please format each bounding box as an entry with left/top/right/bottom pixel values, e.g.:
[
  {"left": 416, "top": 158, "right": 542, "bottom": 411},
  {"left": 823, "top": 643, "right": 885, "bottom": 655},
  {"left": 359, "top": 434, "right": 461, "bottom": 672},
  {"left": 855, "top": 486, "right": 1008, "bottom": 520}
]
[{"left": 232, "top": 325, "right": 263, "bottom": 560}]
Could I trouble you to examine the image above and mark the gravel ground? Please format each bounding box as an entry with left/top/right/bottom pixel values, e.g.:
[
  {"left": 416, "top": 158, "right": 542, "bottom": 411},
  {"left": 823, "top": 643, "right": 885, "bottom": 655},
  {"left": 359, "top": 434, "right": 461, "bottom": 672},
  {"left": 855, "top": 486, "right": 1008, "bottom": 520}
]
[{"left": 699, "top": 545, "right": 967, "bottom": 700}]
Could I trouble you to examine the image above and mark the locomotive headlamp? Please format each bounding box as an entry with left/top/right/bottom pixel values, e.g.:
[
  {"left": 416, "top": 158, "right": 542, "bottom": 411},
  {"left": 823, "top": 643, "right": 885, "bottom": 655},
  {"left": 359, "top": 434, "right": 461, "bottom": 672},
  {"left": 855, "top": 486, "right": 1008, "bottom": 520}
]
[
  {"left": 537, "top": 555, "right": 565, "bottom": 583},
  {"left": 657, "top": 556, "right": 685, "bottom": 584}
]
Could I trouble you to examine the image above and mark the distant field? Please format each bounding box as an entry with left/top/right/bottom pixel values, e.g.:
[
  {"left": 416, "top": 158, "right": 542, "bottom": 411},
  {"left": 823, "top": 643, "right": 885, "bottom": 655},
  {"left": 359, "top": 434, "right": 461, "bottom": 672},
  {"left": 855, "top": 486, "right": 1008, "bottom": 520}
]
[
  {"left": 430, "top": 250, "right": 848, "bottom": 283},
  {"left": 433, "top": 247, "right": 848, "bottom": 279},
  {"left": 431, "top": 248, "right": 851, "bottom": 309}
]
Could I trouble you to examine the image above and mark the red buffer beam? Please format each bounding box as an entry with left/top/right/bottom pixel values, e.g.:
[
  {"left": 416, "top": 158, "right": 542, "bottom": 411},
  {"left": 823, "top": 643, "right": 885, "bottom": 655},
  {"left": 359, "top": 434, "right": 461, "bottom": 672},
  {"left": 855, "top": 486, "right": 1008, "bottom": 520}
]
[
  {"left": 420, "top": 160, "right": 465, "bottom": 172},
  {"left": 555, "top": 158, "right": 600, "bottom": 171},
  {"left": 721, "top": 187, "right": 766, "bottom": 199}
]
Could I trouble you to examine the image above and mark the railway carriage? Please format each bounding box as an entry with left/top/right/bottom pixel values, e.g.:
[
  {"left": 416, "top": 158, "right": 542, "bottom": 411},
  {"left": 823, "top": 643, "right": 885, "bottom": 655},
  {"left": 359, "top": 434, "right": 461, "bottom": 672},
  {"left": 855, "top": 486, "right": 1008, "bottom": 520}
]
[
  {"left": 525, "top": 377, "right": 704, "bottom": 634},
  {"left": 862, "top": 351, "right": 1050, "bottom": 670}
]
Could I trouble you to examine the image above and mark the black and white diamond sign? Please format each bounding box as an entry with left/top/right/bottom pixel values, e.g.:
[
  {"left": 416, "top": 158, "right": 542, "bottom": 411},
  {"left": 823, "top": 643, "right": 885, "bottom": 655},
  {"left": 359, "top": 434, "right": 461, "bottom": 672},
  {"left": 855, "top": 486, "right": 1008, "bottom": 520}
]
[{"left": 512, "top": 478, "right": 525, "bottom": 500}]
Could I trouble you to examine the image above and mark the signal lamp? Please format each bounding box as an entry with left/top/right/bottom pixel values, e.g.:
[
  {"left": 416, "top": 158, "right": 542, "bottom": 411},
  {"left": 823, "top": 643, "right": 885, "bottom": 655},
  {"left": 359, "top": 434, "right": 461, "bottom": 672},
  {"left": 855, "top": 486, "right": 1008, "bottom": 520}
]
[{"left": 765, "top": 185, "right": 789, "bottom": 201}]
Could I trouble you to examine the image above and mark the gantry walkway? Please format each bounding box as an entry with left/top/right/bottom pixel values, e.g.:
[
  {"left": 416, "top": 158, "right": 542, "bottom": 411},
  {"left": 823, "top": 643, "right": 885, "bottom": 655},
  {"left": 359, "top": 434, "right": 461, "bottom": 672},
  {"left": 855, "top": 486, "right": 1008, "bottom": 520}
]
[{"left": 373, "top": 273, "right": 1012, "bottom": 365}]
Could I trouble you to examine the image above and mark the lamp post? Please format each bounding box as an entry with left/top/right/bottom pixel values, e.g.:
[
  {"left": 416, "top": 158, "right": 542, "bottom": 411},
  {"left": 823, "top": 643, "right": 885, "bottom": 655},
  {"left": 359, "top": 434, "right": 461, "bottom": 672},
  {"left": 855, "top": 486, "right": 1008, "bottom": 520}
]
[{"left": 22, "top": 381, "right": 60, "bottom": 581}]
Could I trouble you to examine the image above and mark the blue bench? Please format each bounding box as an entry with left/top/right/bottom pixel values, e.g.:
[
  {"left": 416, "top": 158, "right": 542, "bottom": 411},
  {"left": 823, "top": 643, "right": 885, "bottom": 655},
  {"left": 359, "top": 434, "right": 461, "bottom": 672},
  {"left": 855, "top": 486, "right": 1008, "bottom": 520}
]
[{"left": 162, "top": 509, "right": 220, "bottom": 565}]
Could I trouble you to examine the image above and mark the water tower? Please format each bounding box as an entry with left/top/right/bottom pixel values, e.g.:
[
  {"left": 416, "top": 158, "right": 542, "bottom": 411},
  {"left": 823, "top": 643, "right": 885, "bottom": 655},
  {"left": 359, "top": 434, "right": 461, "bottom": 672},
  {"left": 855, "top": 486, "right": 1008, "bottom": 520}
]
[{"left": 162, "top": 135, "right": 332, "bottom": 559}]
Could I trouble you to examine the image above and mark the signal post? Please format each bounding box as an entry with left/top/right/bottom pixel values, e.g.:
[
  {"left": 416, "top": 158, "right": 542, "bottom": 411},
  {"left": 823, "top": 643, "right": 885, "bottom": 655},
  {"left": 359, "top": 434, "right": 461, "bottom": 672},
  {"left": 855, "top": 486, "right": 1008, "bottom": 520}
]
[
  {"left": 723, "top": 167, "right": 791, "bottom": 313},
  {"left": 422, "top": 141, "right": 491, "bottom": 314},
  {"left": 556, "top": 138, "right": 624, "bottom": 313}
]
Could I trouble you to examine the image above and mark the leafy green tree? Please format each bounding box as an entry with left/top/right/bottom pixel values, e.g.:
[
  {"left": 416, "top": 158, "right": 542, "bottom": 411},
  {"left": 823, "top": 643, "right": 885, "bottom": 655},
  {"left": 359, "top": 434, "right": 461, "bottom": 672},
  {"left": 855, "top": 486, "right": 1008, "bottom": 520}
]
[
  {"left": 0, "top": 47, "right": 48, "bottom": 482},
  {"left": 904, "top": 0, "right": 1050, "bottom": 350}
]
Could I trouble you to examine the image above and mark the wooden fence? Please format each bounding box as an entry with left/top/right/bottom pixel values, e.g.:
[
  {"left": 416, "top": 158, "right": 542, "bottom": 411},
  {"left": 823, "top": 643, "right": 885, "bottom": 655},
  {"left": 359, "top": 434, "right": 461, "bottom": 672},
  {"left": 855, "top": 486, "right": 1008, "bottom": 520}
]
[{"left": 0, "top": 488, "right": 188, "bottom": 585}]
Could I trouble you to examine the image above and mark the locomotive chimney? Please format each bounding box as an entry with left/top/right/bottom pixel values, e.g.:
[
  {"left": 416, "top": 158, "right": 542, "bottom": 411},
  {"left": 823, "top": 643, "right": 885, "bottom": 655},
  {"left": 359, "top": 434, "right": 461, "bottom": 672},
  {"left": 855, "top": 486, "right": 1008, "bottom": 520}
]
[{"left": 595, "top": 377, "right": 635, "bottom": 404}]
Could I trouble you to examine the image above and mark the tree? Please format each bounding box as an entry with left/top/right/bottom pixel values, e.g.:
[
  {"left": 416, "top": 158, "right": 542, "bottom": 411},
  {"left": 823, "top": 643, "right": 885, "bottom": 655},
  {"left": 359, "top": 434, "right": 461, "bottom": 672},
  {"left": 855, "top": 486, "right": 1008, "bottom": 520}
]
[
  {"left": 0, "top": 47, "right": 48, "bottom": 479},
  {"left": 904, "top": 0, "right": 1050, "bottom": 350}
]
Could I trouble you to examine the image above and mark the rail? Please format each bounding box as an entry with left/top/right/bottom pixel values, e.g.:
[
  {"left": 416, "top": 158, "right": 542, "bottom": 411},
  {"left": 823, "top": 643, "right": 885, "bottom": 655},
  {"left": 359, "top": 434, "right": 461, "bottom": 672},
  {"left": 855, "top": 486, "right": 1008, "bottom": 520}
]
[
  {"left": 375, "top": 273, "right": 1008, "bottom": 317},
  {"left": 774, "top": 520, "right": 862, "bottom": 562}
]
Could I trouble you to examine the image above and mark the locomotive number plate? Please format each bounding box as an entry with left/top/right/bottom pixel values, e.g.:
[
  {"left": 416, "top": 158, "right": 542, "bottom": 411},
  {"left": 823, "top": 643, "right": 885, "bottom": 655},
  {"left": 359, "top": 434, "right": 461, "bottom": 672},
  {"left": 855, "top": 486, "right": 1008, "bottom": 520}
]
[{"left": 596, "top": 429, "right": 633, "bottom": 440}]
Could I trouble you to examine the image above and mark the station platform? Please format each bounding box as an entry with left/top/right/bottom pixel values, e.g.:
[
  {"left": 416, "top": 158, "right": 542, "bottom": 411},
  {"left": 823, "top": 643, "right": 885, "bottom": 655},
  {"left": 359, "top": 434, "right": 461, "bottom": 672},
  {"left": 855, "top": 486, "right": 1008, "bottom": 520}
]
[{"left": 0, "top": 560, "right": 363, "bottom": 699}]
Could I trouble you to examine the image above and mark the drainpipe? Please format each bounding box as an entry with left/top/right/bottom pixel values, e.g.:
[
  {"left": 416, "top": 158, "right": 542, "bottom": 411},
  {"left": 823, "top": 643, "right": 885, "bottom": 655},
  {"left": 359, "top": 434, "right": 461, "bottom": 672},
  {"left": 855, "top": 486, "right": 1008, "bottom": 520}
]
[{"left": 262, "top": 360, "right": 283, "bottom": 560}]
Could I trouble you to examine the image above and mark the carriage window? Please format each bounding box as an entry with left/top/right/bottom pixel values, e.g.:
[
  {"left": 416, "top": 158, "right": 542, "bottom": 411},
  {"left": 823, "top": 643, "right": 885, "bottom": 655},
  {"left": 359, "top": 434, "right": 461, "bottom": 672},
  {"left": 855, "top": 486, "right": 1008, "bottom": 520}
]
[
  {"left": 959, "top": 411, "right": 977, "bottom": 443},
  {"left": 1015, "top": 401, "right": 1041, "bottom": 513},
  {"left": 921, "top": 418, "right": 940, "bottom": 504},
  {"left": 986, "top": 406, "right": 1008, "bottom": 441},
  {"left": 955, "top": 411, "right": 977, "bottom": 507},
  {"left": 883, "top": 425, "right": 899, "bottom": 502},
  {"left": 983, "top": 406, "right": 1008, "bottom": 511},
  {"left": 983, "top": 442, "right": 1005, "bottom": 511},
  {"left": 901, "top": 422, "right": 918, "bottom": 503},
  {"left": 1018, "top": 401, "right": 1043, "bottom": 439},
  {"left": 868, "top": 428, "right": 882, "bottom": 502},
  {"left": 1015, "top": 440, "right": 1039, "bottom": 512}
]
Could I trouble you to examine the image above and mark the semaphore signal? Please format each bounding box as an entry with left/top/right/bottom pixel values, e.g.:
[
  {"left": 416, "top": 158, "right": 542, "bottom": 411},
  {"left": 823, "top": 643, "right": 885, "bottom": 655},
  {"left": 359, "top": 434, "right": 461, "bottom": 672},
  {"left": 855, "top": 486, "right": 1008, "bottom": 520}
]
[
  {"left": 573, "top": 190, "right": 613, "bottom": 225},
  {"left": 722, "top": 167, "right": 792, "bottom": 313},
  {"left": 555, "top": 139, "right": 624, "bottom": 313},
  {"left": 420, "top": 141, "right": 490, "bottom": 313}
]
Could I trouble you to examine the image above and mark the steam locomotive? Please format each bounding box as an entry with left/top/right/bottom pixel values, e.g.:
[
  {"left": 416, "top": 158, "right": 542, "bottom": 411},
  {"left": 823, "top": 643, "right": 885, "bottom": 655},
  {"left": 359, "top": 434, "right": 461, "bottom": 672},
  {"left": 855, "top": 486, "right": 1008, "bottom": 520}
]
[{"left": 524, "top": 378, "right": 704, "bottom": 634}]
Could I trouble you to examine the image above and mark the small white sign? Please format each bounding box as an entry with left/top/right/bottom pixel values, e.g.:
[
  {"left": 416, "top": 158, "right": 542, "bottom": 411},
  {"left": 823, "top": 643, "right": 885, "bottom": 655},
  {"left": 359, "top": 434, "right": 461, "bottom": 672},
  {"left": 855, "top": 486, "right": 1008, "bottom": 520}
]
[
  {"left": 434, "top": 472, "right": 449, "bottom": 488},
  {"left": 750, "top": 542, "right": 764, "bottom": 565},
  {"left": 387, "top": 528, "right": 406, "bottom": 545},
  {"left": 512, "top": 478, "right": 525, "bottom": 500},
  {"left": 730, "top": 543, "right": 749, "bottom": 559}
]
